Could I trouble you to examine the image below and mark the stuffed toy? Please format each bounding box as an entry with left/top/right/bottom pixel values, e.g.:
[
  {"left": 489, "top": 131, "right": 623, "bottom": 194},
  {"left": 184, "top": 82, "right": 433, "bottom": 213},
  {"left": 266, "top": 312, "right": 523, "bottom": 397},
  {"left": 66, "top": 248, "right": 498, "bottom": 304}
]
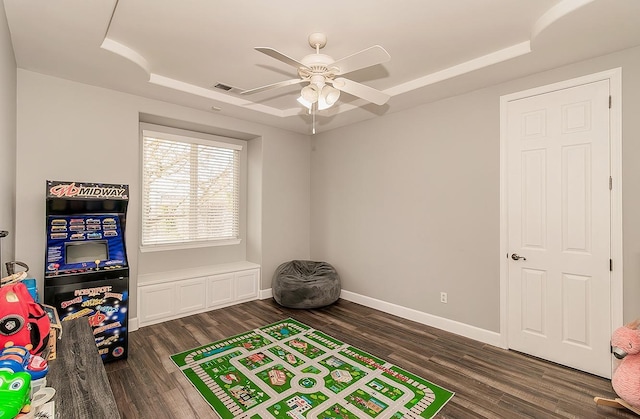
[{"left": 611, "top": 319, "right": 640, "bottom": 408}]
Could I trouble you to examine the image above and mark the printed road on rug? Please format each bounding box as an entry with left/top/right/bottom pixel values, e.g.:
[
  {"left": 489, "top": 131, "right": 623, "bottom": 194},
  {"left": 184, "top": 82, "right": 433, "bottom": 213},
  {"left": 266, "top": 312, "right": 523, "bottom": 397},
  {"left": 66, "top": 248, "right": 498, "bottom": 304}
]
[{"left": 171, "top": 318, "right": 454, "bottom": 418}]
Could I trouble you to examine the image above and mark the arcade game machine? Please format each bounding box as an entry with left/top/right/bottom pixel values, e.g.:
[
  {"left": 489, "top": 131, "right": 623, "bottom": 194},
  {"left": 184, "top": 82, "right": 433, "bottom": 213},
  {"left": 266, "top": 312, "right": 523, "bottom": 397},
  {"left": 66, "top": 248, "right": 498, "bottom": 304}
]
[{"left": 44, "top": 180, "right": 129, "bottom": 363}]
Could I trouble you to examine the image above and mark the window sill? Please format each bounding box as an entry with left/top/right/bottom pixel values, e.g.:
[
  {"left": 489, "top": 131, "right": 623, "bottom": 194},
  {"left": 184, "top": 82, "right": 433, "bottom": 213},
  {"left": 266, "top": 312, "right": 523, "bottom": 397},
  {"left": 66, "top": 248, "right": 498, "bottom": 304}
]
[{"left": 139, "top": 239, "right": 241, "bottom": 253}]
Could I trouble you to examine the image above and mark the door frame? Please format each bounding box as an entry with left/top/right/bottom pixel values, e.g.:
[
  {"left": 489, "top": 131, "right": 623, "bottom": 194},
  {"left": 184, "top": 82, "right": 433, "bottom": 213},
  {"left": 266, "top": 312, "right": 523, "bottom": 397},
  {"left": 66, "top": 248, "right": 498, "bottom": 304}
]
[{"left": 499, "top": 68, "right": 623, "bottom": 364}]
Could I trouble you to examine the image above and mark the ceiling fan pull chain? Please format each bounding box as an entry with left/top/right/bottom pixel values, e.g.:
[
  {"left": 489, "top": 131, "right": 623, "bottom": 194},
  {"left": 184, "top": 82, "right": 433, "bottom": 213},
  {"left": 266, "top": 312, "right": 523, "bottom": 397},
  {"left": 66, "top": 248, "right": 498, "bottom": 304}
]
[{"left": 312, "top": 103, "right": 316, "bottom": 135}]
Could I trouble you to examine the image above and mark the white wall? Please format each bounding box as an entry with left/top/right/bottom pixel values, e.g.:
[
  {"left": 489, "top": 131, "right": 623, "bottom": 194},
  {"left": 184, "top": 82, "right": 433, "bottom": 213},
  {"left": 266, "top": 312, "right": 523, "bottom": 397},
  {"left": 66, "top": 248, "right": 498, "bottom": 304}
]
[
  {"left": 311, "top": 45, "right": 640, "bottom": 332},
  {"left": 311, "top": 89, "right": 500, "bottom": 331},
  {"left": 15, "top": 70, "right": 311, "bottom": 317},
  {"left": 261, "top": 131, "right": 311, "bottom": 288},
  {"left": 0, "top": 7, "right": 16, "bottom": 276},
  {"left": 247, "top": 137, "right": 263, "bottom": 267}
]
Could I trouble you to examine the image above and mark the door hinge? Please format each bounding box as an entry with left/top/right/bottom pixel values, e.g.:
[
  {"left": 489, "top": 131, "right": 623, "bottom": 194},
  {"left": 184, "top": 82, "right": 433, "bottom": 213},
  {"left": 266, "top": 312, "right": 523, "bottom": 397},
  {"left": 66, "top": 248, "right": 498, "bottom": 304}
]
[
  {"left": 610, "top": 259, "right": 613, "bottom": 271},
  {"left": 609, "top": 95, "right": 612, "bottom": 109},
  {"left": 609, "top": 176, "right": 613, "bottom": 190}
]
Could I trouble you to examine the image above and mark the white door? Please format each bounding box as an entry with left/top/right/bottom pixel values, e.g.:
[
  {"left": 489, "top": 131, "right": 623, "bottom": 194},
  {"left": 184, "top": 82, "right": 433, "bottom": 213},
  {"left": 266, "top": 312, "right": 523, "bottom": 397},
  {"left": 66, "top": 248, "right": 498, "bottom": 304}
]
[{"left": 506, "top": 79, "right": 611, "bottom": 377}]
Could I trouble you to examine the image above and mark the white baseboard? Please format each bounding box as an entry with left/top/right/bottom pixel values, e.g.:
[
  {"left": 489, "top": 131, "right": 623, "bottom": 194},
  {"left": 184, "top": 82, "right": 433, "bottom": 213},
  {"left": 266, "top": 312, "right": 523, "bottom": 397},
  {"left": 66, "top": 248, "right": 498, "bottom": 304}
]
[
  {"left": 129, "top": 316, "right": 139, "bottom": 332},
  {"left": 260, "top": 288, "right": 273, "bottom": 299},
  {"left": 339, "top": 290, "right": 502, "bottom": 347},
  {"left": 256, "top": 287, "right": 501, "bottom": 347}
]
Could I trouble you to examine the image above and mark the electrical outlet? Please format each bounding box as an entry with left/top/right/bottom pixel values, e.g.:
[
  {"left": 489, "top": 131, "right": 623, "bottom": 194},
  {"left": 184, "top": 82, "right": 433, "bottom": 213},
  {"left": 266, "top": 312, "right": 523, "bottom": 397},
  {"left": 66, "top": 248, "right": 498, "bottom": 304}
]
[{"left": 440, "top": 292, "right": 448, "bottom": 304}]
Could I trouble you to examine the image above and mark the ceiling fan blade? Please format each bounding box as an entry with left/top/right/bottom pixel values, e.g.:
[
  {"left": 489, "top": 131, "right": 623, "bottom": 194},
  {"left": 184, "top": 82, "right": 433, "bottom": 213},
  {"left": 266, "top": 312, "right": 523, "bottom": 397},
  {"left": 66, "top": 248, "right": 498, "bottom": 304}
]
[
  {"left": 255, "top": 47, "right": 310, "bottom": 70},
  {"left": 332, "top": 78, "right": 390, "bottom": 106},
  {"left": 331, "top": 45, "right": 390, "bottom": 75},
  {"left": 239, "top": 78, "right": 305, "bottom": 95}
]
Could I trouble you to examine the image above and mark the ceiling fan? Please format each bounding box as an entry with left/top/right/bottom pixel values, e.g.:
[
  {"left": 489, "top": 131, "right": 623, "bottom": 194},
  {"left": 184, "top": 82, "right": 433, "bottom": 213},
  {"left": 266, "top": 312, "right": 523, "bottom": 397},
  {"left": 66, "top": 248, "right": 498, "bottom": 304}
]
[{"left": 240, "top": 33, "right": 391, "bottom": 111}]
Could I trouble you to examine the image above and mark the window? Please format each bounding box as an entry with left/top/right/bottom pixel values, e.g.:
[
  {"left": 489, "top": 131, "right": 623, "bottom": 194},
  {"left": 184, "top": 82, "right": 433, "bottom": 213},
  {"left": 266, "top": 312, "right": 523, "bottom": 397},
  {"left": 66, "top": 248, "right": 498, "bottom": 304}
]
[{"left": 141, "top": 124, "right": 243, "bottom": 249}]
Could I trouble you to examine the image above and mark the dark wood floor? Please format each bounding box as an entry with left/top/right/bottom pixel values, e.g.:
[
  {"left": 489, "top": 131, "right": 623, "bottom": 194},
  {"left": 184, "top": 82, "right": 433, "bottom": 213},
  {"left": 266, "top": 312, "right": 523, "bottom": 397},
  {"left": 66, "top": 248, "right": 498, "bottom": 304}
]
[{"left": 105, "top": 299, "right": 634, "bottom": 418}]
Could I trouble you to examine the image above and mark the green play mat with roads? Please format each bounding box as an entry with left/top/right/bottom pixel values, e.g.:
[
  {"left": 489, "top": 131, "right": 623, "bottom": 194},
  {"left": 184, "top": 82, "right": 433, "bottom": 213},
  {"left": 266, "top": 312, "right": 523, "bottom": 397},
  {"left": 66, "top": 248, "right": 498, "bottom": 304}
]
[{"left": 171, "top": 318, "right": 453, "bottom": 419}]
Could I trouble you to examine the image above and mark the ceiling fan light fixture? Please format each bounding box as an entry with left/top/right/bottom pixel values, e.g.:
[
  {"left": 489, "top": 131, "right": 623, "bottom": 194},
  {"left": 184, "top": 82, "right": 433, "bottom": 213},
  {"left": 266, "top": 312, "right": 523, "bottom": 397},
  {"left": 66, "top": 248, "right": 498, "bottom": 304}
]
[
  {"left": 317, "top": 85, "right": 340, "bottom": 110},
  {"left": 322, "top": 85, "right": 340, "bottom": 105},
  {"left": 317, "top": 96, "right": 331, "bottom": 111},
  {"left": 300, "top": 84, "right": 319, "bottom": 103},
  {"left": 297, "top": 95, "right": 313, "bottom": 109}
]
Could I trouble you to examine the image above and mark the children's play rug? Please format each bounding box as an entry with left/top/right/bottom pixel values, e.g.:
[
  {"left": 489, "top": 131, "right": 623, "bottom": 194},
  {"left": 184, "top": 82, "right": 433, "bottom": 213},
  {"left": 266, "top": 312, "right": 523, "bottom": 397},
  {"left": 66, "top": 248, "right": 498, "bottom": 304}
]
[{"left": 171, "top": 318, "right": 454, "bottom": 418}]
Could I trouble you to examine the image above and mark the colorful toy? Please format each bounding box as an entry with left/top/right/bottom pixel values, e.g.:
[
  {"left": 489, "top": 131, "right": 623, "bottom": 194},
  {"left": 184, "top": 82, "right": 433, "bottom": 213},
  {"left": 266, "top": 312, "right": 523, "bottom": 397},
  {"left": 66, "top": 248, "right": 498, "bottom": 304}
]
[
  {"left": 0, "top": 370, "right": 31, "bottom": 417},
  {"left": 0, "top": 282, "right": 50, "bottom": 355},
  {"left": 594, "top": 319, "right": 640, "bottom": 414},
  {"left": 0, "top": 343, "right": 49, "bottom": 380},
  {"left": 612, "top": 320, "right": 640, "bottom": 406}
]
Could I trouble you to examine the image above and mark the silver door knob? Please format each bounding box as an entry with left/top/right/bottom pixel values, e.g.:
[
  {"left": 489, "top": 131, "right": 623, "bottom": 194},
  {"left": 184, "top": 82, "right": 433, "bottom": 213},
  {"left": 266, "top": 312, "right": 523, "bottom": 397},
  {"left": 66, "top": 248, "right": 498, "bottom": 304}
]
[{"left": 511, "top": 253, "right": 527, "bottom": 261}]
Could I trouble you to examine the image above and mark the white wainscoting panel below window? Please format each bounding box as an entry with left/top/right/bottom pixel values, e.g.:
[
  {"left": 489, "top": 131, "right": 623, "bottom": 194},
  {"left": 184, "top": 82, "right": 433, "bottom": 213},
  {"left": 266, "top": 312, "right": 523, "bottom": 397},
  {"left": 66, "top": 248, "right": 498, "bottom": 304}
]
[{"left": 137, "top": 262, "right": 260, "bottom": 327}]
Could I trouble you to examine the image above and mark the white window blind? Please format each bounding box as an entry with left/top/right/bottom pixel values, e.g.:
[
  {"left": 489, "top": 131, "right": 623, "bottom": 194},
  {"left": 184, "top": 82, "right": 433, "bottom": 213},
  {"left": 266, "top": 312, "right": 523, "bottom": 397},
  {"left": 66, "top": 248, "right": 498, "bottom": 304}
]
[{"left": 141, "top": 128, "right": 242, "bottom": 248}]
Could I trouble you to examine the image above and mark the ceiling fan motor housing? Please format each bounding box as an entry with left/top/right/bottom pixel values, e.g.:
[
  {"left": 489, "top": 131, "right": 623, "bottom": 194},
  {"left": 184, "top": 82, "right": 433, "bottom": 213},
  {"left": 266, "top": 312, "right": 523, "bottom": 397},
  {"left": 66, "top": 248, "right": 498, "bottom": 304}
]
[
  {"left": 299, "top": 54, "right": 338, "bottom": 87},
  {"left": 301, "top": 53, "right": 335, "bottom": 71}
]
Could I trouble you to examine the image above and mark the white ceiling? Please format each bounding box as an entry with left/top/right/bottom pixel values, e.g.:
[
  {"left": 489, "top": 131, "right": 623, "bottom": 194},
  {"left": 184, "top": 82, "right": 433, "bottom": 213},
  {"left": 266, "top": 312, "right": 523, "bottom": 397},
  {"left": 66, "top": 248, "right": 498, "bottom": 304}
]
[{"left": 4, "top": 0, "right": 640, "bottom": 134}]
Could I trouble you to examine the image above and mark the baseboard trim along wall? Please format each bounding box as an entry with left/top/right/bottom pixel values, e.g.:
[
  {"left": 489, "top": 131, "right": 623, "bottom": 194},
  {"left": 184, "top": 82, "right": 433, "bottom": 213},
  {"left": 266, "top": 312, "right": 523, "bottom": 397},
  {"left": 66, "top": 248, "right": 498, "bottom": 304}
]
[
  {"left": 259, "top": 288, "right": 273, "bottom": 299},
  {"left": 129, "top": 317, "right": 139, "bottom": 332},
  {"left": 260, "top": 288, "right": 502, "bottom": 347}
]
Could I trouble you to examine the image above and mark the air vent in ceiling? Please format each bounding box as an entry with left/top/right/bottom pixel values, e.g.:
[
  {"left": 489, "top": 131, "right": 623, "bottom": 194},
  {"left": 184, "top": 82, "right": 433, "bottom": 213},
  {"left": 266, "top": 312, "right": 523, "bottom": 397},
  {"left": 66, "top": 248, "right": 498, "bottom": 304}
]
[{"left": 213, "top": 83, "right": 233, "bottom": 91}]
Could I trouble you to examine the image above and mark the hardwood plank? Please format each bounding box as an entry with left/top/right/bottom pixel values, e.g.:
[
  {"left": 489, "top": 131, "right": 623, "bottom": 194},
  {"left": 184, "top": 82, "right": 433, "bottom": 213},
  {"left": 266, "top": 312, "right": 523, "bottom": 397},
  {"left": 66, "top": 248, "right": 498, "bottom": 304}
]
[
  {"left": 48, "top": 318, "right": 120, "bottom": 419},
  {"left": 106, "top": 299, "right": 634, "bottom": 418}
]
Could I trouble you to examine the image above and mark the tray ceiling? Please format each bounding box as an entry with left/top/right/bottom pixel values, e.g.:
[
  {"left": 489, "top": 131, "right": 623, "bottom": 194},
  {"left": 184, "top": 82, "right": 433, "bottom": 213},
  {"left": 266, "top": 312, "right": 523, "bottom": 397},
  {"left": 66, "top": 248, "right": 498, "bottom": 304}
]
[{"left": 4, "top": 0, "right": 640, "bottom": 134}]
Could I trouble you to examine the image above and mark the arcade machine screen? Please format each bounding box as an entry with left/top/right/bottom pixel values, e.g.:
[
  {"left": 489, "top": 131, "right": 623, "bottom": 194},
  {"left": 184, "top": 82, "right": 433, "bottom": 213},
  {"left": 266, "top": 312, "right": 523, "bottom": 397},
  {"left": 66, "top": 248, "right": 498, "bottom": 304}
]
[{"left": 66, "top": 241, "right": 108, "bottom": 264}]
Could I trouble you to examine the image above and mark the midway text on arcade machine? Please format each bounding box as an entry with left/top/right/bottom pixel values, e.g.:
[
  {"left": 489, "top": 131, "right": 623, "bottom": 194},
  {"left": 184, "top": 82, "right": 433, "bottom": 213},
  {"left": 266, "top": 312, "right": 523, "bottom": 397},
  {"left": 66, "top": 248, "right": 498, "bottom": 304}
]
[{"left": 44, "top": 180, "right": 130, "bottom": 363}]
